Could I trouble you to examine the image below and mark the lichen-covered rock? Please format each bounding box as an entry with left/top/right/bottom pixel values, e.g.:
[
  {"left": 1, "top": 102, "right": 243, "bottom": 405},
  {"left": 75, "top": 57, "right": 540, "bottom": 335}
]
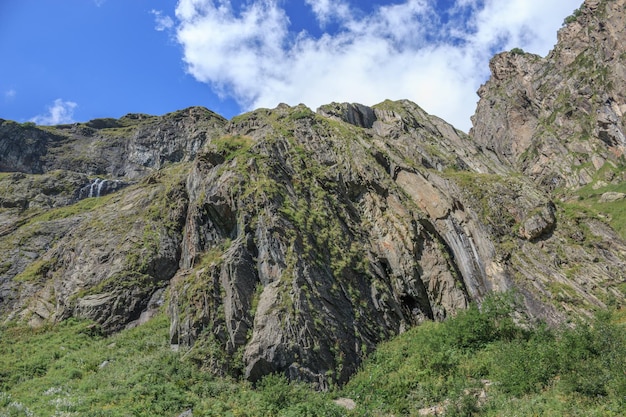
[
  {"left": 519, "top": 204, "right": 557, "bottom": 241},
  {"left": 599, "top": 192, "right": 626, "bottom": 203}
]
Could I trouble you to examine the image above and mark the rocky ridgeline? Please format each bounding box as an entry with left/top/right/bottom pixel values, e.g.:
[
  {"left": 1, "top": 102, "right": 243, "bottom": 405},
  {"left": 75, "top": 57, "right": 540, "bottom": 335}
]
[{"left": 1, "top": 0, "right": 626, "bottom": 388}]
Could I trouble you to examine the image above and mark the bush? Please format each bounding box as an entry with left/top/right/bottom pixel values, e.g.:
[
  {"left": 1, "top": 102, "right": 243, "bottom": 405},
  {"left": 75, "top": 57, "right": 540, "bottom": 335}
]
[
  {"left": 280, "top": 400, "right": 345, "bottom": 417},
  {"left": 558, "top": 311, "right": 626, "bottom": 399},
  {"left": 489, "top": 326, "right": 559, "bottom": 396},
  {"left": 563, "top": 8, "right": 582, "bottom": 25},
  {"left": 447, "top": 292, "right": 523, "bottom": 350},
  {"left": 258, "top": 374, "right": 294, "bottom": 414}
]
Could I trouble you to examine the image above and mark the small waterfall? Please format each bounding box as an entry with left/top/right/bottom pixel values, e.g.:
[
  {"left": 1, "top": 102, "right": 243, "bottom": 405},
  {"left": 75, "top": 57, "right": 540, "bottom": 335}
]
[
  {"left": 88, "top": 178, "right": 105, "bottom": 198},
  {"left": 78, "top": 178, "right": 128, "bottom": 200}
]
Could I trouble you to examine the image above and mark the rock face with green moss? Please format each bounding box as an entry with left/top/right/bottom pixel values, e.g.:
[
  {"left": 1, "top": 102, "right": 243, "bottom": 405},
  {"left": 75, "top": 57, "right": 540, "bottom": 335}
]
[
  {"left": 471, "top": 0, "right": 626, "bottom": 191},
  {"left": 1, "top": 0, "right": 626, "bottom": 389}
]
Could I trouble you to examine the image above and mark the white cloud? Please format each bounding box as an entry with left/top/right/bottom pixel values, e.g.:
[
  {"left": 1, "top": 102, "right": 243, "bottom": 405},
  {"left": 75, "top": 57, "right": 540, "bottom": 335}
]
[
  {"left": 4, "top": 89, "right": 16, "bottom": 100},
  {"left": 151, "top": 10, "right": 175, "bottom": 32},
  {"left": 175, "top": 0, "right": 289, "bottom": 107},
  {"left": 94, "top": 0, "right": 106, "bottom": 6},
  {"left": 30, "top": 99, "right": 78, "bottom": 125},
  {"left": 174, "top": 0, "right": 580, "bottom": 131},
  {"left": 304, "top": 0, "right": 352, "bottom": 26}
]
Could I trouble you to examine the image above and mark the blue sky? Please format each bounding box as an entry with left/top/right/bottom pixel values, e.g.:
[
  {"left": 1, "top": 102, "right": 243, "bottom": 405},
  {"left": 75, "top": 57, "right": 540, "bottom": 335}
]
[{"left": 0, "top": 0, "right": 581, "bottom": 131}]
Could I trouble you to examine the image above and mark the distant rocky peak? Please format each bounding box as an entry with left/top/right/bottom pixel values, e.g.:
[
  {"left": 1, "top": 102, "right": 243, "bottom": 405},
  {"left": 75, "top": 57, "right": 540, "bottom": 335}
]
[
  {"left": 317, "top": 102, "right": 377, "bottom": 128},
  {"left": 471, "top": 0, "right": 626, "bottom": 191}
]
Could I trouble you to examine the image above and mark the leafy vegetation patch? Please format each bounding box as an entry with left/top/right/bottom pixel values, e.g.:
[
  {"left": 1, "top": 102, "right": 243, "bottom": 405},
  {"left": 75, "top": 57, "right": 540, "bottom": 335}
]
[
  {"left": 28, "top": 194, "right": 112, "bottom": 223},
  {"left": 562, "top": 176, "right": 626, "bottom": 239},
  {"left": 563, "top": 7, "right": 582, "bottom": 25},
  {"left": 344, "top": 295, "right": 626, "bottom": 416},
  {"left": 12, "top": 257, "right": 55, "bottom": 283},
  {"left": 212, "top": 135, "right": 254, "bottom": 162},
  {"left": 0, "top": 313, "right": 342, "bottom": 417},
  {"left": 1, "top": 294, "right": 624, "bottom": 416}
]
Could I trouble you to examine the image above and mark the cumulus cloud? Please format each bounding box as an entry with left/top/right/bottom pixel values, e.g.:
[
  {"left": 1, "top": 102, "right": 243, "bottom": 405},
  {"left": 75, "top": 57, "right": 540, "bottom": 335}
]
[
  {"left": 151, "top": 10, "right": 175, "bottom": 32},
  {"left": 174, "top": 0, "right": 580, "bottom": 131},
  {"left": 30, "top": 99, "right": 78, "bottom": 125}
]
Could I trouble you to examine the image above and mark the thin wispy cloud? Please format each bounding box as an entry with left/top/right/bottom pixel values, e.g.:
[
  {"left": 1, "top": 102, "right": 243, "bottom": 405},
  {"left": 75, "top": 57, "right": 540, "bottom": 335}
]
[
  {"left": 174, "top": 0, "right": 580, "bottom": 131},
  {"left": 30, "top": 99, "right": 78, "bottom": 125},
  {"left": 4, "top": 89, "right": 16, "bottom": 101},
  {"left": 150, "top": 10, "right": 175, "bottom": 32}
]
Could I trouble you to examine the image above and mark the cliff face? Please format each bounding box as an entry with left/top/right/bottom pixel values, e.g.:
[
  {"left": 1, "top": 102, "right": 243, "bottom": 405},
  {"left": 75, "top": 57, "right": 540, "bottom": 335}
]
[
  {"left": 1, "top": 0, "right": 626, "bottom": 388},
  {"left": 169, "top": 101, "right": 508, "bottom": 385},
  {"left": 0, "top": 107, "right": 225, "bottom": 178},
  {"left": 471, "top": 0, "right": 626, "bottom": 191}
]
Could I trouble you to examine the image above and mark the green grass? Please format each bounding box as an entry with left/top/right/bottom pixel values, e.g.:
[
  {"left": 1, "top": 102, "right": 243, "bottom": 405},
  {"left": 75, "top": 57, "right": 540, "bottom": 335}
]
[
  {"left": 12, "top": 257, "right": 55, "bottom": 283},
  {"left": 561, "top": 179, "right": 626, "bottom": 239},
  {"left": 0, "top": 314, "right": 343, "bottom": 417},
  {"left": 212, "top": 135, "right": 254, "bottom": 162},
  {"left": 2, "top": 294, "right": 624, "bottom": 416},
  {"left": 343, "top": 297, "right": 626, "bottom": 416},
  {"left": 27, "top": 195, "right": 112, "bottom": 223}
]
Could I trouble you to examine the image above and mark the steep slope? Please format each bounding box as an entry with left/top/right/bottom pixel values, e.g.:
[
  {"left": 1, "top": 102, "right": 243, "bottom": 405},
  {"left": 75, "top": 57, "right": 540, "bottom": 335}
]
[
  {"left": 466, "top": 0, "right": 626, "bottom": 324},
  {"left": 169, "top": 102, "right": 500, "bottom": 385},
  {"left": 0, "top": 107, "right": 226, "bottom": 332}
]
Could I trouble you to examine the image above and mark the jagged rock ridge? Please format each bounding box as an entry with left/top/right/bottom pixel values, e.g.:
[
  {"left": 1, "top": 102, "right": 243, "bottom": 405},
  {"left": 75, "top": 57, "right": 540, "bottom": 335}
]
[
  {"left": 1, "top": 0, "right": 626, "bottom": 388},
  {"left": 472, "top": 0, "right": 626, "bottom": 191}
]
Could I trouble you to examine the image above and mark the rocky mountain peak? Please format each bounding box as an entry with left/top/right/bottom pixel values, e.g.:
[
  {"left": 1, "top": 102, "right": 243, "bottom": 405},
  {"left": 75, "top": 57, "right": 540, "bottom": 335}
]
[
  {"left": 471, "top": 0, "right": 626, "bottom": 191},
  {"left": 485, "top": 50, "right": 544, "bottom": 83}
]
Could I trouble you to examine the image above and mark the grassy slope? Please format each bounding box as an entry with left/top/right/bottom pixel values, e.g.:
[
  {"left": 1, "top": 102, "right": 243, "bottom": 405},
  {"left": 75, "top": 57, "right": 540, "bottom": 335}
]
[{"left": 1, "top": 295, "right": 625, "bottom": 417}]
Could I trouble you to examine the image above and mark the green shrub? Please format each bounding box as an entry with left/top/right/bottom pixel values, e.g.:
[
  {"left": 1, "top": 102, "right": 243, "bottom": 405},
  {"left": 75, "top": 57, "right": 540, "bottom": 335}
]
[
  {"left": 489, "top": 327, "right": 559, "bottom": 396},
  {"left": 563, "top": 7, "right": 582, "bottom": 25},
  {"left": 558, "top": 311, "right": 626, "bottom": 399},
  {"left": 447, "top": 292, "right": 522, "bottom": 350},
  {"left": 2, "top": 295, "right": 625, "bottom": 416}
]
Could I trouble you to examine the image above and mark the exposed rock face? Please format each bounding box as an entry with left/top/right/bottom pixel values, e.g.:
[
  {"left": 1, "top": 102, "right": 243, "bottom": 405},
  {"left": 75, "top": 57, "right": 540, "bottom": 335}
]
[
  {"left": 471, "top": 0, "right": 626, "bottom": 191},
  {"left": 3, "top": 100, "right": 624, "bottom": 387},
  {"left": 1, "top": 0, "right": 626, "bottom": 389},
  {"left": 0, "top": 106, "right": 225, "bottom": 178},
  {"left": 519, "top": 203, "right": 556, "bottom": 241},
  {"left": 0, "top": 168, "right": 188, "bottom": 331},
  {"left": 167, "top": 102, "right": 495, "bottom": 384},
  {"left": 77, "top": 178, "right": 130, "bottom": 199}
]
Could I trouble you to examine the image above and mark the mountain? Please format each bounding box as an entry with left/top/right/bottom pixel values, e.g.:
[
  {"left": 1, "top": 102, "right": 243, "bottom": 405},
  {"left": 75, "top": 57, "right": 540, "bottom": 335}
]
[{"left": 1, "top": 0, "right": 625, "bottom": 389}]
